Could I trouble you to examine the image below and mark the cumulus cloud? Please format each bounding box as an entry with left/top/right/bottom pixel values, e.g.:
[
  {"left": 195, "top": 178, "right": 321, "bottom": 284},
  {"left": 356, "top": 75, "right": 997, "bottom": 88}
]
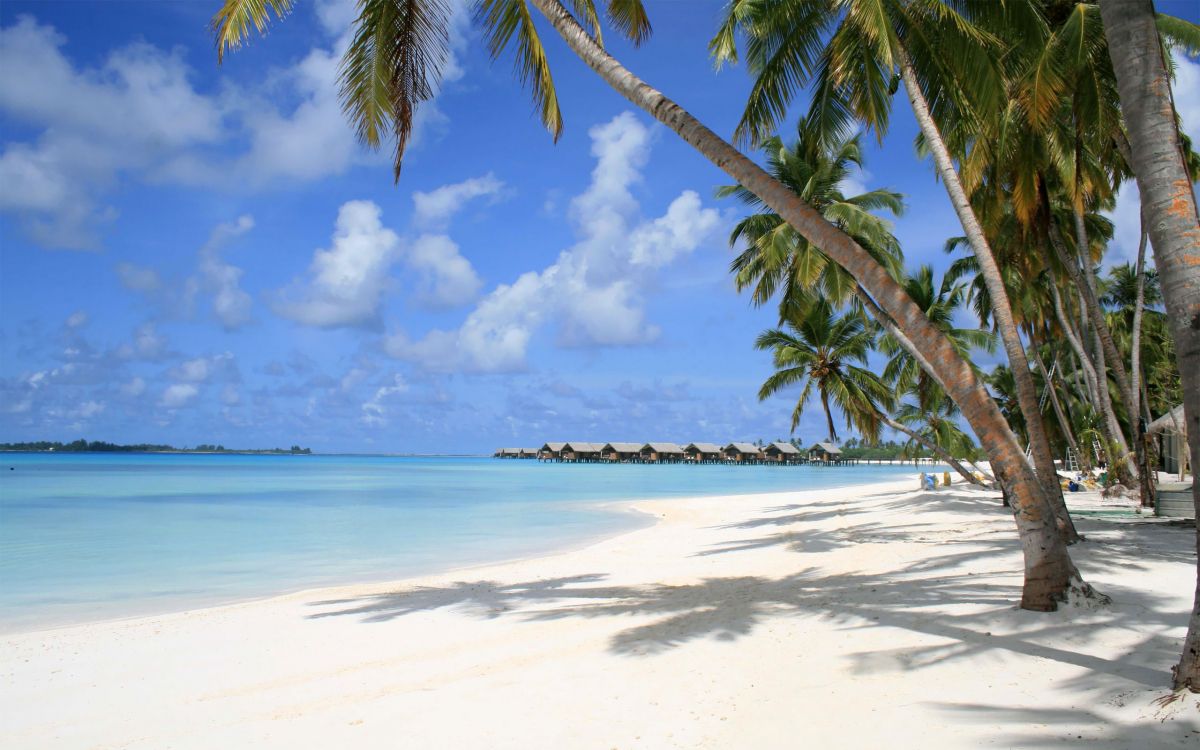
[
  {"left": 114, "top": 215, "right": 254, "bottom": 329},
  {"left": 274, "top": 200, "right": 400, "bottom": 328},
  {"left": 120, "top": 377, "right": 146, "bottom": 397},
  {"left": 0, "top": 5, "right": 473, "bottom": 249},
  {"left": 387, "top": 112, "right": 720, "bottom": 373},
  {"left": 406, "top": 234, "right": 483, "bottom": 308},
  {"left": 160, "top": 383, "right": 199, "bottom": 409},
  {"left": 65, "top": 310, "right": 87, "bottom": 329},
  {"left": 412, "top": 173, "right": 505, "bottom": 228},
  {"left": 0, "top": 17, "right": 222, "bottom": 248},
  {"left": 192, "top": 215, "right": 255, "bottom": 330}
]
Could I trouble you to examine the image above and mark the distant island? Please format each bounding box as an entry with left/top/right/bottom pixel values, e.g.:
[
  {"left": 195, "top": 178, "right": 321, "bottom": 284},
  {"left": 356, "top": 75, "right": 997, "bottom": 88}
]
[{"left": 0, "top": 440, "right": 312, "bottom": 455}]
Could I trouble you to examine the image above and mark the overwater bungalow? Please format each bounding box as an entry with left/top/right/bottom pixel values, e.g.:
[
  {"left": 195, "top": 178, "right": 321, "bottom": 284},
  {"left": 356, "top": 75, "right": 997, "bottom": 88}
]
[
  {"left": 809, "top": 442, "right": 843, "bottom": 464},
  {"left": 684, "top": 442, "right": 722, "bottom": 463},
  {"left": 494, "top": 447, "right": 539, "bottom": 459},
  {"left": 562, "top": 442, "right": 604, "bottom": 462},
  {"left": 764, "top": 442, "right": 803, "bottom": 464},
  {"left": 640, "top": 442, "right": 685, "bottom": 463},
  {"left": 602, "top": 442, "right": 643, "bottom": 462},
  {"left": 723, "top": 443, "right": 763, "bottom": 464},
  {"left": 539, "top": 442, "right": 567, "bottom": 461}
]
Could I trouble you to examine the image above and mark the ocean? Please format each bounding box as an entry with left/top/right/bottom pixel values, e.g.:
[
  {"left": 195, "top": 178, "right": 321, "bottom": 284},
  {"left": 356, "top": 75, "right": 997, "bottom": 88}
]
[{"left": 0, "top": 453, "right": 935, "bottom": 631}]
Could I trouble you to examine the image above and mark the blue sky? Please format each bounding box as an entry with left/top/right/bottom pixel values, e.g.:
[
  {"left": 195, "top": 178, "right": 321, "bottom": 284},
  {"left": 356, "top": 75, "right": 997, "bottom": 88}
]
[{"left": 2, "top": 0, "right": 1198, "bottom": 453}]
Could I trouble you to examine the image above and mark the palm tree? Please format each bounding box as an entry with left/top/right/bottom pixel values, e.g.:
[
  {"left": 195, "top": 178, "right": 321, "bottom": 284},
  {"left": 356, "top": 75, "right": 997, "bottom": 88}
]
[
  {"left": 894, "top": 386, "right": 978, "bottom": 471},
  {"left": 754, "top": 299, "right": 892, "bottom": 444},
  {"left": 212, "top": 0, "right": 1088, "bottom": 611},
  {"left": 1098, "top": 0, "right": 1200, "bottom": 691},
  {"left": 718, "top": 126, "right": 905, "bottom": 315},
  {"left": 711, "top": 0, "right": 1072, "bottom": 525},
  {"left": 880, "top": 265, "right": 995, "bottom": 410}
]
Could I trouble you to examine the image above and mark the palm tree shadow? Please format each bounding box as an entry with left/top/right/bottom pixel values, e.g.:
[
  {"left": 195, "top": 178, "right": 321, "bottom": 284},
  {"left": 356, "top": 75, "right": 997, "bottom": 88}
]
[{"left": 305, "top": 502, "right": 1190, "bottom": 692}]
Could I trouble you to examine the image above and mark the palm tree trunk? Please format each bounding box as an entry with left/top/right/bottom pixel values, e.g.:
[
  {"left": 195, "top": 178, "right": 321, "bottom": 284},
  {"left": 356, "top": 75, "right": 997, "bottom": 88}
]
[
  {"left": 1050, "top": 272, "right": 1134, "bottom": 478},
  {"left": 855, "top": 286, "right": 947, "bottom": 393},
  {"left": 1034, "top": 352, "right": 1083, "bottom": 473},
  {"left": 880, "top": 413, "right": 985, "bottom": 486},
  {"left": 528, "top": 0, "right": 1091, "bottom": 610},
  {"left": 896, "top": 49, "right": 1077, "bottom": 544},
  {"left": 1132, "top": 223, "right": 1150, "bottom": 506},
  {"left": 820, "top": 389, "right": 837, "bottom": 443},
  {"left": 1048, "top": 213, "right": 1137, "bottom": 482},
  {"left": 1100, "top": 0, "right": 1200, "bottom": 692},
  {"left": 1071, "top": 205, "right": 1135, "bottom": 409}
]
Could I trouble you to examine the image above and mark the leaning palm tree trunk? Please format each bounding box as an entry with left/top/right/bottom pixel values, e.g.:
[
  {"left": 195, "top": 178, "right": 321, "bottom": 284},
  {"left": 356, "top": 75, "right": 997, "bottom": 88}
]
[
  {"left": 896, "top": 48, "right": 1078, "bottom": 544},
  {"left": 1051, "top": 218, "right": 1138, "bottom": 484},
  {"left": 1131, "top": 223, "right": 1151, "bottom": 507},
  {"left": 1099, "top": 0, "right": 1200, "bottom": 692},
  {"left": 1034, "top": 352, "right": 1084, "bottom": 473},
  {"left": 527, "top": 0, "right": 1089, "bottom": 610},
  {"left": 879, "top": 413, "right": 986, "bottom": 487}
]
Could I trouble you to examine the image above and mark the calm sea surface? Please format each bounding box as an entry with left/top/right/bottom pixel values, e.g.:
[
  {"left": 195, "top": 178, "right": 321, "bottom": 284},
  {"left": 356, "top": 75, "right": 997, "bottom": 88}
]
[{"left": 0, "top": 453, "right": 934, "bottom": 631}]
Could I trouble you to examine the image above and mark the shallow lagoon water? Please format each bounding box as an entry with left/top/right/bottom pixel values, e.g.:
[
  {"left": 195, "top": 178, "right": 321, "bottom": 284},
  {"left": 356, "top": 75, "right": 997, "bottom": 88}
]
[{"left": 0, "top": 453, "right": 936, "bottom": 631}]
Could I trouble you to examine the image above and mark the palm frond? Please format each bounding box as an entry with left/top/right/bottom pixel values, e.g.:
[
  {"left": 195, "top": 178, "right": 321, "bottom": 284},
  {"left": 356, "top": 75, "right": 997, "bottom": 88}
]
[
  {"left": 211, "top": 0, "right": 295, "bottom": 63},
  {"left": 477, "top": 0, "right": 564, "bottom": 142},
  {"left": 606, "top": 0, "right": 652, "bottom": 46},
  {"left": 341, "top": 0, "right": 453, "bottom": 180}
]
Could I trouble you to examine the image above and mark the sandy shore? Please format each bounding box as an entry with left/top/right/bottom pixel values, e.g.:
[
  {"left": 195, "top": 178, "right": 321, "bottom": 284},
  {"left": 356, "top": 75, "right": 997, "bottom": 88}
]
[{"left": 2, "top": 478, "right": 1198, "bottom": 748}]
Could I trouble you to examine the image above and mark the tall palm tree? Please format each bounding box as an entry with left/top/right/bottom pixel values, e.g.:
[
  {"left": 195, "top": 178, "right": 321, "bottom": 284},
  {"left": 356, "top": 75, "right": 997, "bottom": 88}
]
[
  {"left": 710, "top": 0, "right": 1072, "bottom": 524},
  {"left": 719, "top": 126, "right": 905, "bottom": 315},
  {"left": 880, "top": 265, "right": 995, "bottom": 410},
  {"left": 754, "top": 300, "right": 893, "bottom": 444},
  {"left": 1098, "top": 0, "right": 1200, "bottom": 692},
  {"left": 212, "top": 0, "right": 1088, "bottom": 611},
  {"left": 894, "top": 386, "right": 978, "bottom": 470}
]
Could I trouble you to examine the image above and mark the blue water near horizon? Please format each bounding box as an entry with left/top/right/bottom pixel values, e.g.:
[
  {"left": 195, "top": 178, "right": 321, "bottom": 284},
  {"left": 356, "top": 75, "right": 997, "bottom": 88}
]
[{"left": 0, "top": 453, "right": 937, "bottom": 632}]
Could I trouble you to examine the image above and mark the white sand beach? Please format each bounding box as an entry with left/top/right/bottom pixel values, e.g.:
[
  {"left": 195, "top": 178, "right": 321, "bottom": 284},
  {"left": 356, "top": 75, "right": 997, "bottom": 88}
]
[{"left": 2, "top": 478, "right": 1198, "bottom": 749}]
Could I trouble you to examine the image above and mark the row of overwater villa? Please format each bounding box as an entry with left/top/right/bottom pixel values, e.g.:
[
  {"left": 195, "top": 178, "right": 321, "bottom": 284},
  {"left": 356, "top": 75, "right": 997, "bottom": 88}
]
[{"left": 493, "top": 441, "right": 855, "bottom": 465}]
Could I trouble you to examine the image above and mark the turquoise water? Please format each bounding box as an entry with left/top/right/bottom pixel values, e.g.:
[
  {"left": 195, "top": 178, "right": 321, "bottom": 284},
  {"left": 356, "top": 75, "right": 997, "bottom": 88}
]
[{"left": 0, "top": 454, "right": 932, "bottom": 631}]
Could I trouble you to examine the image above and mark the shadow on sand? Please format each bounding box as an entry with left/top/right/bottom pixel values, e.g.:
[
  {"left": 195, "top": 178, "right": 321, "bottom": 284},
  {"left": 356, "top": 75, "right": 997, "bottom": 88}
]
[{"left": 306, "top": 488, "right": 1196, "bottom": 737}]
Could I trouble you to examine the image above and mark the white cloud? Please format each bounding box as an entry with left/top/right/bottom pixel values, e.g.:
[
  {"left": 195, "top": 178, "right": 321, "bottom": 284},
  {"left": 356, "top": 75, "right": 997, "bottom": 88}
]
[
  {"left": 1, "top": 6, "right": 473, "bottom": 249},
  {"left": 274, "top": 200, "right": 400, "bottom": 328},
  {"left": 65, "top": 310, "right": 87, "bottom": 329},
  {"left": 412, "top": 173, "right": 505, "bottom": 228},
  {"left": 361, "top": 374, "right": 409, "bottom": 426},
  {"left": 629, "top": 191, "right": 720, "bottom": 268},
  {"left": 120, "top": 377, "right": 146, "bottom": 397},
  {"left": 116, "top": 323, "right": 168, "bottom": 361},
  {"left": 160, "top": 383, "right": 198, "bottom": 408},
  {"left": 0, "top": 17, "right": 221, "bottom": 248},
  {"left": 407, "top": 234, "right": 483, "bottom": 308},
  {"left": 116, "top": 263, "right": 164, "bottom": 293},
  {"left": 193, "top": 215, "right": 254, "bottom": 330},
  {"left": 386, "top": 113, "right": 720, "bottom": 373},
  {"left": 169, "top": 352, "right": 235, "bottom": 384}
]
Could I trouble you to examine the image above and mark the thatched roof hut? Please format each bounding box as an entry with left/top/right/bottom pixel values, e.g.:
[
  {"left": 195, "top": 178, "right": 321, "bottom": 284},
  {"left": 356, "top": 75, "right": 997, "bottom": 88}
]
[
  {"left": 809, "top": 442, "right": 842, "bottom": 462},
  {"left": 723, "top": 442, "right": 762, "bottom": 462},
  {"left": 602, "top": 442, "right": 642, "bottom": 461},
  {"left": 1147, "top": 404, "right": 1186, "bottom": 436},
  {"left": 640, "top": 442, "right": 685, "bottom": 462},
  {"left": 684, "top": 442, "right": 722, "bottom": 462},
  {"left": 562, "top": 442, "right": 604, "bottom": 461},
  {"left": 764, "top": 442, "right": 802, "bottom": 463}
]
